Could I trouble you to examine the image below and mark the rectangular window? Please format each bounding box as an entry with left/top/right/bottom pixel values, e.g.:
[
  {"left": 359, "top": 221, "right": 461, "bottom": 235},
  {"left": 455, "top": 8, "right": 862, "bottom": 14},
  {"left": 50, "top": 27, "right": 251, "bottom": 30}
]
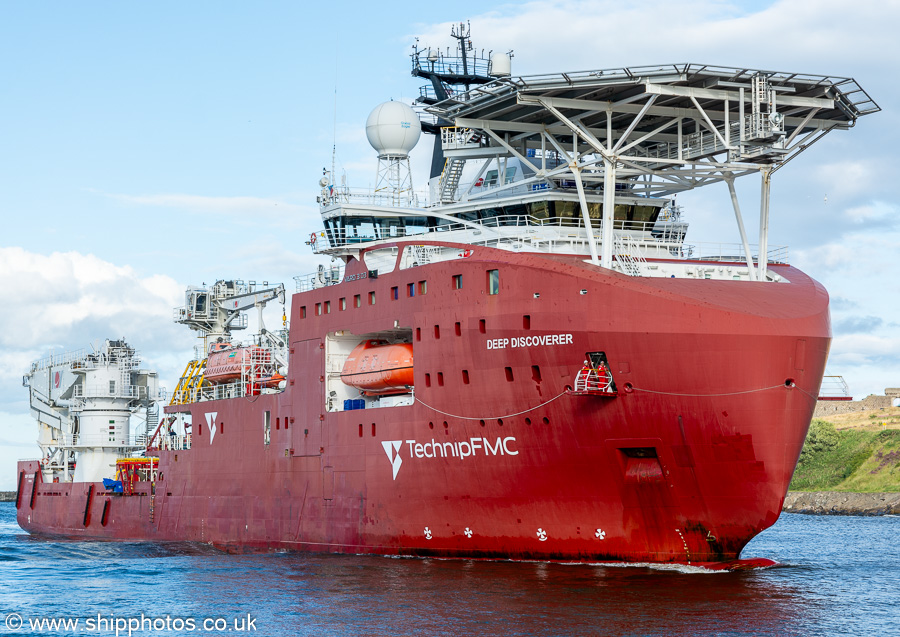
[
  {"left": 354, "top": 294, "right": 361, "bottom": 308},
  {"left": 276, "top": 417, "right": 280, "bottom": 430},
  {"left": 369, "top": 291, "right": 376, "bottom": 305},
  {"left": 418, "top": 280, "right": 427, "bottom": 295},
  {"left": 523, "top": 315, "right": 531, "bottom": 329},
  {"left": 452, "top": 274, "right": 462, "bottom": 290},
  {"left": 285, "top": 416, "right": 290, "bottom": 430},
  {"left": 416, "top": 327, "right": 421, "bottom": 341},
  {"left": 324, "top": 301, "right": 331, "bottom": 314},
  {"left": 315, "top": 303, "right": 322, "bottom": 316},
  {"left": 505, "top": 367, "right": 514, "bottom": 382},
  {"left": 391, "top": 286, "right": 398, "bottom": 300},
  {"left": 487, "top": 269, "right": 500, "bottom": 295},
  {"left": 263, "top": 411, "right": 271, "bottom": 445},
  {"left": 462, "top": 370, "right": 470, "bottom": 384},
  {"left": 434, "top": 325, "right": 440, "bottom": 339},
  {"left": 109, "top": 380, "right": 116, "bottom": 394},
  {"left": 437, "top": 372, "right": 444, "bottom": 386},
  {"left": 425, "top": 373, "right": 431, "bottom": 388},
  {"left": 407, "top": 283, "right": 415, "bottom": 297},
  {"left": 455, "top": 322, "right": 461, "bottom": 336},
  {"left": 300, "top": 306, "right": 307, "bottom": 319},
  {"left": 532, "top": 365, "right": 542, "bottom": 382},
  {"left": 479, "top": 319, "right": 486, "bottom": 334},
  {"left": 339, "top": 298, "right": 346, "bottom": 311}
]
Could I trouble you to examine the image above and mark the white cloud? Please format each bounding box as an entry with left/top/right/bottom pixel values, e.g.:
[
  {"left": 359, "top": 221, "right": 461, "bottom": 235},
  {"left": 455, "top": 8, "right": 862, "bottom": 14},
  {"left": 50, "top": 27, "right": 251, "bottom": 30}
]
[
  {"left": 844, "top": 200, "right": 897, "bottom": 224},
  {"left": 0, "top": 248, "right": 184, "bottom": 349},
  {"left": 412, "top": 0, "right": 900, "bottom": 74},
  {"left": 0, "top": 248, "right": 193, "bottom": 408}
]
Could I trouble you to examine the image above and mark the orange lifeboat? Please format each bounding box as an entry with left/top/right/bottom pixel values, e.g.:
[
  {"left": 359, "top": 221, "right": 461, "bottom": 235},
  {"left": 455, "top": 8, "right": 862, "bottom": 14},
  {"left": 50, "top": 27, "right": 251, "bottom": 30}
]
[
  {"left": 205, "top": 343, "right": 272, "bottom": 384},
  {"left": 340, "top": 340, "right": 414, "bottom": 396}
]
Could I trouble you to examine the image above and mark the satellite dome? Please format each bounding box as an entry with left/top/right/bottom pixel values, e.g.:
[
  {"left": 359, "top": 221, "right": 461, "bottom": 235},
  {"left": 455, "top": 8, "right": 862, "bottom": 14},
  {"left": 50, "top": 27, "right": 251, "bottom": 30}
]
[{"left": 365, "top": 101, "right": 421, "bottom": 157}]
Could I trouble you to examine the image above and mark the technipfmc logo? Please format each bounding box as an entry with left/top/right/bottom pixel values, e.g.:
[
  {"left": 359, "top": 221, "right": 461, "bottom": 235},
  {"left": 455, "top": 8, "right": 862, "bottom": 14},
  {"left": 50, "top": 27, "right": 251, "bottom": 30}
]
[
  {"left": 382, "top": 441, "right": 403, "bottom": 480},
  {"left": 381, "top": 437, "right": 519, "bottom": 480}
]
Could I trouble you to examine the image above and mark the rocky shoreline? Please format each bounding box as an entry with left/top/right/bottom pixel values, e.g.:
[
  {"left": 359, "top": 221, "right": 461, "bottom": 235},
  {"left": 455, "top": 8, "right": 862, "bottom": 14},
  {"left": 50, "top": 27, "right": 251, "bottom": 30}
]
[
  {"left": 0, "top": 491, "right": 16, "bottom": 502},
  {"left": 784, "top": 491, "right": 900, "bottom": 515}
]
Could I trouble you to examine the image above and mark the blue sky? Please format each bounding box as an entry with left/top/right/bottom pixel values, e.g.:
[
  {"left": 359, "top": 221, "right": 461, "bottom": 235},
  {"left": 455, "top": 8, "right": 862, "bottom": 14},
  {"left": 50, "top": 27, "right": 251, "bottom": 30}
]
[{"left": 1, "top": 0, "right": 898, "bottom": 487}]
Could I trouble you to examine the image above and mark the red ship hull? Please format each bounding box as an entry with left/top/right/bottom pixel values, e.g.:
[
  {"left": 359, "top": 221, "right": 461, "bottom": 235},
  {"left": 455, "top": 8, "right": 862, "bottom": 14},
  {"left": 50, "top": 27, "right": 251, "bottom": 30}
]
[{"left": 17, "top": 245, "right": 828, "bottom": 565}]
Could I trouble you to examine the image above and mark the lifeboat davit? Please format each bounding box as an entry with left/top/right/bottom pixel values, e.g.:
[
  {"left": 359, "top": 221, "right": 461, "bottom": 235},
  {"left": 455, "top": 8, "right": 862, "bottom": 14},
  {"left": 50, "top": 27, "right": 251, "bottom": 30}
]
[
  {"left": 205, "top": 342, "right": 272, "bottom": 384},
  {"left": 340, "top": 340, "right": 413, "bottom": 396}
]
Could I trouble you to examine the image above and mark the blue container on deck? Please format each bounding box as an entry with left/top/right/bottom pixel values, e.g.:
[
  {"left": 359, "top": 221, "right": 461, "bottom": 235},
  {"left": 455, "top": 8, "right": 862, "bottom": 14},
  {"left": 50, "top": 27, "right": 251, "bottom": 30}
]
[
  {"left": 344, "top": 399, "right": 353, "bottom": 411},
  {"left": 353, "top": 398, "right": 365, "bottom": 410},
  {"left": 103, "top": 478, "right": 123, "bottom": 493}
]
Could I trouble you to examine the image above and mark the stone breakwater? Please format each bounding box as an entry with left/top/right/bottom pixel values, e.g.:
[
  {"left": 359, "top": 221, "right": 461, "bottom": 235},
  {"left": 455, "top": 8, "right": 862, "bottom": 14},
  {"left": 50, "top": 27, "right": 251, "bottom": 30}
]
[{"left": 784, "top": 491, "right": 900, "bottom": 515}]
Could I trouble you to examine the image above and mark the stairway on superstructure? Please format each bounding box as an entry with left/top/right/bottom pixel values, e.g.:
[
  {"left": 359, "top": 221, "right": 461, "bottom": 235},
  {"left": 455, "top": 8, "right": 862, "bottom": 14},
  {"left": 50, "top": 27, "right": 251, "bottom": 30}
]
[{"left": 439, "top": 158, "right": 465, "bottom": 203}]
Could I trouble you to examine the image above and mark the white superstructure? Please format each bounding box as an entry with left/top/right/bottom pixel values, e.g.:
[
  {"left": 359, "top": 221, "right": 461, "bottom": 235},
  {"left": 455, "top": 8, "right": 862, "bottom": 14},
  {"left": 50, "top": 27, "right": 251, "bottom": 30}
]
[
  {"left": 24, "top": 339, "right": 164, "bottom": 483},
  {"left": 312, "top": 28, "right": 878, "bottom": 285}
]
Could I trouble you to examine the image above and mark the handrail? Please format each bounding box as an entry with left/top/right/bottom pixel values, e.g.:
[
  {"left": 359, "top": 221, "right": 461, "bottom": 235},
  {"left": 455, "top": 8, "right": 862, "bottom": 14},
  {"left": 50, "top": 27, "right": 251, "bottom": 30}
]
[
  {"left": 73, "top": 384, "right": 167, "bottom": 401},
  {"left": 306, "top": 215, "right": 788, "bottom": 265}
]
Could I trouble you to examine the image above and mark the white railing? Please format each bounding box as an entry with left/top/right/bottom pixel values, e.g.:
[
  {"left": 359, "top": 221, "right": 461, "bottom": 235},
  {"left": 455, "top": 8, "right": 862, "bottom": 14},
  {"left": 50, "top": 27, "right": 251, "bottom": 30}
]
[
  {"left": 681, "top": 242, "right": 788, "bottom": 264},
  {"left": 319, "top": 187, "right": 428, "bottom": 209},
  {"left": 307, "top": 215, "right": 787, "bottom": 265},
  {"left": 52, "top": 432, "right": 149, "bottom": 448},
  {"left": 73, "top": 384, "right": 167, "bottom": 401},
  {"left": 441, "top": 127, "right": 483, "bottom": 150},
  {"left": 819, "top": 376, "right": 851, "bottom": 400},
  {"left": 29, "top": 349, "right": 88, "bottom": 372},
  {"left": 173, "top": 306, "right": 248, "bottom": 329},
  {"left": 154, "top": 434, "right": 192, "bottom": 451},
  {"left": 294, "top": 265, "right": 346, "bottom": 292}
]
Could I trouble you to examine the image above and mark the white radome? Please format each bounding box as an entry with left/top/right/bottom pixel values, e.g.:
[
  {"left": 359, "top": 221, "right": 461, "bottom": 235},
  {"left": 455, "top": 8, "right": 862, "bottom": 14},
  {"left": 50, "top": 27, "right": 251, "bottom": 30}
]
[{"left": 366, "top": 101, "right": 421, "bottom": 157}]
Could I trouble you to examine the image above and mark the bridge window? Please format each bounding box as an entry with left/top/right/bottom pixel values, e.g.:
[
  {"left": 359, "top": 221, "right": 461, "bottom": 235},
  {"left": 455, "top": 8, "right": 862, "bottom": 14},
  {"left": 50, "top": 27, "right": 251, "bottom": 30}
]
[
  {"left": 453, "top": 274, "right": 462, "bottom": 289},
  {"left": 354, "top": 294, "right": 361, "bottom": 308}
]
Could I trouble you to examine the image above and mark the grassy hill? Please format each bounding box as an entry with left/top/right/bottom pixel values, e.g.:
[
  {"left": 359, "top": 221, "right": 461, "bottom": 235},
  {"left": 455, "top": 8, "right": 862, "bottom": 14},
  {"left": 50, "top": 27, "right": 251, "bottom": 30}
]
[{"left": 790, "top": 406, "right": 900, "bottom": 492}]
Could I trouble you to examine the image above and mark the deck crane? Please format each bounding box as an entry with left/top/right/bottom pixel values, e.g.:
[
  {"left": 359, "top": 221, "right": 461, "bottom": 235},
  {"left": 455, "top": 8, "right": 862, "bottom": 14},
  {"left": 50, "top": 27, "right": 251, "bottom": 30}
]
[{"left": 170, "top": 280, "right": 288, "bottom": 405}]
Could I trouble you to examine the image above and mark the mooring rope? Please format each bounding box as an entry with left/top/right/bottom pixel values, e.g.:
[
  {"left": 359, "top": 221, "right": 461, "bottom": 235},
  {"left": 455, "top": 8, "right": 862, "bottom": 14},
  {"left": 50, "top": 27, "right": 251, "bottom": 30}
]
[
  {"left": 630, "top": 383, "right": 788, "bottom": 398},
  {"left": 414, "top": 390, "right": 570, "bottom": 421},
  {"left": 413, "top": 381, "right": 797, "bottom": 420}
]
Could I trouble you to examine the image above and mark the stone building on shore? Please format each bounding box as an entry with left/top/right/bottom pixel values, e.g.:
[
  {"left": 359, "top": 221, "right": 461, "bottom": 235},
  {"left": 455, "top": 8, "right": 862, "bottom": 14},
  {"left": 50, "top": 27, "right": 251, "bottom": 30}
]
[{"left": 814, "top": 387, "right": 900, "bottom": 417}]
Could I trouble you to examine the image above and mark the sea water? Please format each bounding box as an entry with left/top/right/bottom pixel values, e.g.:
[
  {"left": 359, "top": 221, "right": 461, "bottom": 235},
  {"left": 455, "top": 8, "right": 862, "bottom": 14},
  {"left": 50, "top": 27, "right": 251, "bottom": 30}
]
[{"left": 0, "top": 502, "right": 897, "bottom": 636}]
